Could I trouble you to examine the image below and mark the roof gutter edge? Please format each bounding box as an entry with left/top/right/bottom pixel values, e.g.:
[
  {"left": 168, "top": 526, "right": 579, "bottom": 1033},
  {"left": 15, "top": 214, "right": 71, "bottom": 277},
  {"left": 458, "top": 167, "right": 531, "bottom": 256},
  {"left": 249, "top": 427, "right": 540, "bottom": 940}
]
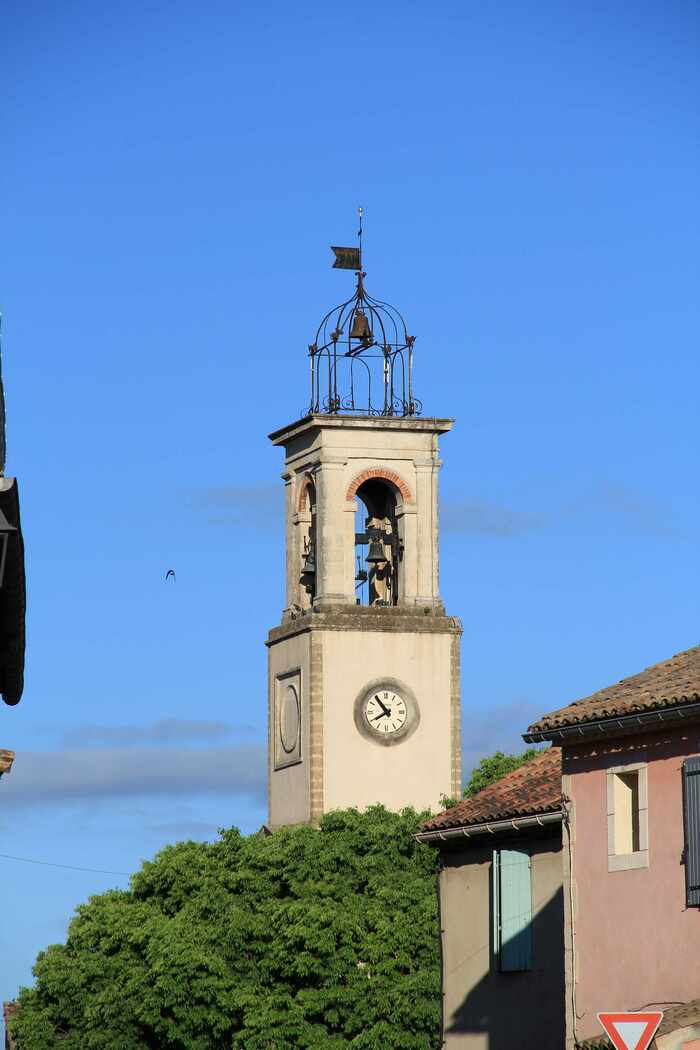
[
  {"left": 416, "top": 808, "right": 563, "bottom": 844},
  {"left": 523, "top": 699, "right": 700, "bottom": 744}
]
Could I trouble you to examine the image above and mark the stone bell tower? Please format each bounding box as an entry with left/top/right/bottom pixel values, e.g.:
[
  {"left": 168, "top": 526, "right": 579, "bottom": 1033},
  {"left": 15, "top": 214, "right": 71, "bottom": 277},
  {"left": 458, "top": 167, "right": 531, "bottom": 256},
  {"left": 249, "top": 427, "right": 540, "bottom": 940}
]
[{"left": 266, "top": 243, "right": 461, "bottom": 827}]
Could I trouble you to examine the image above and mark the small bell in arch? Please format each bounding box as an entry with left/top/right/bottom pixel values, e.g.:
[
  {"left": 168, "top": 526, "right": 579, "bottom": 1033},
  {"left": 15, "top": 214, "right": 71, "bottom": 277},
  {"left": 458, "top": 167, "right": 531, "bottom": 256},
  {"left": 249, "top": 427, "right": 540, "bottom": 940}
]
[
  {"left": 301, "top": 541, "right": 316, "bottom": 576},
  {"left": 366, "top": 538, "right": 388, "bottom": 565},
  {"left": 349, "top": 309, "right": 372, "bottom": 343}
]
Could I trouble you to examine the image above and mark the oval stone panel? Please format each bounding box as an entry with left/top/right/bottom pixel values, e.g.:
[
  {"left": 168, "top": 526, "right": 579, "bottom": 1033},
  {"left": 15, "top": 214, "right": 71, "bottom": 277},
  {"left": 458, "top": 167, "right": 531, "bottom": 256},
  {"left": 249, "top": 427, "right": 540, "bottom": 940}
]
[{"left": 280, "top": 684, "right": 300, "bottom": 754}]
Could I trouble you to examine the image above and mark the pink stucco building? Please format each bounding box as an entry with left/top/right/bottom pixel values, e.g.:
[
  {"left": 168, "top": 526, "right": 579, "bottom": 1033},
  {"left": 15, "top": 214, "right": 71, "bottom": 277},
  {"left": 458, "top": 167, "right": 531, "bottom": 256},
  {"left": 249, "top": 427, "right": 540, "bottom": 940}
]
[{"left": 525, "top": 644, "right": 700, "bottom": 1048}]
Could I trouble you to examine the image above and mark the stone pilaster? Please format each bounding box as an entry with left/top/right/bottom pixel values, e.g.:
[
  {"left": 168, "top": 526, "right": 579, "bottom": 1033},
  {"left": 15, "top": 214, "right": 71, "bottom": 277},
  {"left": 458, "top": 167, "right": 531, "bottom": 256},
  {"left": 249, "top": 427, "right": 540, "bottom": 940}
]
[
  {"left": 282, "top": 472, "right": 296, "bottom": 614},
  {"left": 414, "top": 459, "right": 440, "bottom": 605},
  {"left": 396, "top": 503, "right": 418, "bottom": 603},
  {"left": 431, "top": 457, "right": 442, "bottom": 599},
  {"left": 308, "top": 630, "right": 324, "bottom": 822},
  {"left": 315, "top": 457, "right": 353, "bottom": 607},
  {"left": 450, "top": 633, "right": 462, "bottom": 797}
]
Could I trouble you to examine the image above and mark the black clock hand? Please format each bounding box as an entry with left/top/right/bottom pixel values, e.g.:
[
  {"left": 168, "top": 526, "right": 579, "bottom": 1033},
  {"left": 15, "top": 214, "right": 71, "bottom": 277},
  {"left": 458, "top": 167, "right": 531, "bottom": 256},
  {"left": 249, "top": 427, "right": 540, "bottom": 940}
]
[
  {"left": 374, "top": 695, "right": 391, "bottom": 718},
  {"left": 371, "top": 710, "right": 390, "bottom": 722}
]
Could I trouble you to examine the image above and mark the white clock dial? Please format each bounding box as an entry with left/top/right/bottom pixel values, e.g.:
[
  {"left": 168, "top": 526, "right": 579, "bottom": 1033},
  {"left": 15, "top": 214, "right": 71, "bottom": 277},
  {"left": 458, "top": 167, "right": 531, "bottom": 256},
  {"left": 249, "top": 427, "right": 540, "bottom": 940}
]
[{"left": 364, "top": 690, "right": 408, "bottom": 736}]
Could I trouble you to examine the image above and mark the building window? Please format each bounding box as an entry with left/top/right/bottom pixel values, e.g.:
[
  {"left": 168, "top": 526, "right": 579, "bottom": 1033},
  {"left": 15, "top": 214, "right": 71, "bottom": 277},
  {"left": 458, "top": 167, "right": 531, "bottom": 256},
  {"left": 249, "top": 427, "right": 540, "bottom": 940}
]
[
  {"left": 606, "top": 762, "right": 648, "bottom": 872},
  {"left": 492, "top": 848, "right": 532, "bottom": 972},
  {"left": 614, "top": 771, "right": 640, "bottom": 853}
]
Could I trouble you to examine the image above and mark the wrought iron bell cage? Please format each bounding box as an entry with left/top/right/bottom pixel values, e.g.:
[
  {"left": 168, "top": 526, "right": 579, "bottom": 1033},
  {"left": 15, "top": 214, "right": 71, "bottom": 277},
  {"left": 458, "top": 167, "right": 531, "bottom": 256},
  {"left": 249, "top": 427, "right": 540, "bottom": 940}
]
[{"left": 307, "top": 271, "right": 422, "bottom": 418}]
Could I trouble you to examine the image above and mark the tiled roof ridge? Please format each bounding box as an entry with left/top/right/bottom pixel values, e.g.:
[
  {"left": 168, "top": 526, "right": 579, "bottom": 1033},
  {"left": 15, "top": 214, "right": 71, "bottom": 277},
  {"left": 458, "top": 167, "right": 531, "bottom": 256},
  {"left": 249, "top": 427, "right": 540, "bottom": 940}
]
[
  {"left": 422, "top": 746, "right": 562, "bottom": 832},
  {"left": 527, "top": 642, "right": 700, "bottom": 735},
  {"left": 571, "top": 643, "right": 700, "bottom": 704}
]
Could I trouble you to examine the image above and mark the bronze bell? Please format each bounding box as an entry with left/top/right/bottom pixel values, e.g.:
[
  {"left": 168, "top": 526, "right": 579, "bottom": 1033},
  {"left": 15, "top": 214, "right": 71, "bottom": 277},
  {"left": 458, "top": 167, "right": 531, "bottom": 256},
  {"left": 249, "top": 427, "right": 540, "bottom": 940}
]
[
  {"left": 366, "top": 538, "right": 388, "bottom": 564},
  {"left": 301, "top": 544, "right": 316, "bottom": 575},
  {"left": 349, "top": 309, "right": 371, "bottom": 342}
]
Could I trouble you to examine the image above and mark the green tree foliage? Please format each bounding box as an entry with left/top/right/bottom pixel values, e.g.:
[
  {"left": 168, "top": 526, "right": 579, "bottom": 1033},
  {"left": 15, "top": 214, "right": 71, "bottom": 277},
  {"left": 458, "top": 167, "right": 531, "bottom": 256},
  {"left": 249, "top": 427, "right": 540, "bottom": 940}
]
[
  {"left": 439, "top": 746, "right": 541, "bottom": 809},
  {"left": 10, "top": 807, "right": 440, "bottom": 1049},
  {"left": 463, "top": 747, "right": 540, "bottom": 798}
]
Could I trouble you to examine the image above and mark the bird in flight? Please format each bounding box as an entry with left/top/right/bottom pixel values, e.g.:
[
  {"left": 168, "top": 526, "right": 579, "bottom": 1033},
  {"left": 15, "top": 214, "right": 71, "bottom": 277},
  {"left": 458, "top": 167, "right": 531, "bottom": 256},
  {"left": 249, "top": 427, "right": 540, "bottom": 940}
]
[{"left": 165, "top": 569, "right": 176, "bottom": 582}]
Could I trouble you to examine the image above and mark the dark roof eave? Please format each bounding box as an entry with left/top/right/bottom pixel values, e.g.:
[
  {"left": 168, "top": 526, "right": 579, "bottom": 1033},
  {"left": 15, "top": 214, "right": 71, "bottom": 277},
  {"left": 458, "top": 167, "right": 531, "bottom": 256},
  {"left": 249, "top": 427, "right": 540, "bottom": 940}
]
[
  {"left": 417, "top": 808, "right": 563, "bottom": 844},
  {"left": 524, "top": 699, "right": 700, "bottom": 743}
]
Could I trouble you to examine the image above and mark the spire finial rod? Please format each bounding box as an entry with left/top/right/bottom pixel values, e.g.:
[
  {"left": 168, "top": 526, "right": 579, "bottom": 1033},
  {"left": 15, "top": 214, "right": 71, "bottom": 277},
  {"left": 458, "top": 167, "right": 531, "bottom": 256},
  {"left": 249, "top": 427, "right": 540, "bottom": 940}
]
[{"left": 357, "top": 206, "right": 363, "bottom": 270}]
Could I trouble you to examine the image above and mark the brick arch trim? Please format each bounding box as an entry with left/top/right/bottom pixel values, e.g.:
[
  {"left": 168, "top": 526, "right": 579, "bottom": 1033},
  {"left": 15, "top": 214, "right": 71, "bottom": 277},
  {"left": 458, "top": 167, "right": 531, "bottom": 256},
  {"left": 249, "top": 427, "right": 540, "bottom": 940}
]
[
  {"left": 297, "top": 473, "right": 316, "bottom": 511},
  {"left": 345, "top": 467, "right": 413, "bottom": 504}
]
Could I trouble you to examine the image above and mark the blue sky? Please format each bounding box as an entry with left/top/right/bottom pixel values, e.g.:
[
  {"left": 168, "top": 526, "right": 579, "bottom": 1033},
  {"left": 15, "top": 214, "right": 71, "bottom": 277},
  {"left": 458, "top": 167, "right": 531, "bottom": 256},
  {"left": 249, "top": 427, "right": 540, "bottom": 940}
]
[{"left": 1, "top": 0, "right": 699, "bottom": 1021}]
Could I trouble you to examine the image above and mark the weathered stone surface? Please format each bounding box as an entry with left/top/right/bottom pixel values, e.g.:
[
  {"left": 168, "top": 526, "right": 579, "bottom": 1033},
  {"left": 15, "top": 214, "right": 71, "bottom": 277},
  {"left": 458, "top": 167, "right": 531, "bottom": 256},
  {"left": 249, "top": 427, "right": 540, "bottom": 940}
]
[
  {"left": 268, "top": 605, "right": 462, "bottom": 646},
  {"left": 266, "top": 413, "right": 461, "bottom": 827}
]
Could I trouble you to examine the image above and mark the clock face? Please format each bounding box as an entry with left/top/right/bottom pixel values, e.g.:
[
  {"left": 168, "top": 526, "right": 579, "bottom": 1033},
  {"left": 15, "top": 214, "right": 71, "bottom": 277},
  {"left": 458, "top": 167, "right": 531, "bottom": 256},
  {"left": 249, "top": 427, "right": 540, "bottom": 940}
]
[
  {"left": 354, "top": 678, "right": 419, "bottom": 747},
  {"left": 364, "top": 689, "right": 408, "bottom": 737}
]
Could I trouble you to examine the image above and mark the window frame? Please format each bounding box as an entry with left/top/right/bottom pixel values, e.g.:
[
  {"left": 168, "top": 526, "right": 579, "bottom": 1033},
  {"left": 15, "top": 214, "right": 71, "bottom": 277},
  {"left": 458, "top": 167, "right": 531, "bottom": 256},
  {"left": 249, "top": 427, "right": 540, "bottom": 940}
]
[{"left": 606, "top": 761, "right": 649, "bottom": 872}]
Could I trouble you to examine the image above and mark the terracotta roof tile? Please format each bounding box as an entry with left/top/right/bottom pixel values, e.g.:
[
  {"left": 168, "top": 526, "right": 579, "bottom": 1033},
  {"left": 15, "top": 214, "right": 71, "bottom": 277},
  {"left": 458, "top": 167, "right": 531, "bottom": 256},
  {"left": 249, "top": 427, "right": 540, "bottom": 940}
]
[
  {"left": 421, "top": 747, "right": 562, "bottom": 832},
  {"left": 655, "top": 1000, "right": 700, "bottom": 1037},
  {"left": 575, "top": 999, "right": 700, "bottom": 1048},
  {"left": 527, "top": 644, "right": 700, "bottom": 736}
]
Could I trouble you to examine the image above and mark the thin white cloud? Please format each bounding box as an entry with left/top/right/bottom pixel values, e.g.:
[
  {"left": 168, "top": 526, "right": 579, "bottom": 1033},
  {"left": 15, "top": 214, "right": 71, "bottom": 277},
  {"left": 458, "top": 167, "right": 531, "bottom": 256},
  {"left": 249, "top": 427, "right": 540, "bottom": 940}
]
[
  {"left": 442, "top": 480, "right": 682, "bottom": 540},
  {"left": 144, "top": 819, "right": 222, "bottom": 839},
  {"left": 560, "top": 480, "right": 682, "bottom": 538},
  {"left": 61, "top": 718, "right": 256, "bottom": 748},
  {"left": 189, "top": 484, "right": 281, "bottom": 529},
  {"left": 441, "top": 500, "right": 542, "bottom": 537},
  {"left": 2, "top": 745, "right": 266, "bottom": 806}
]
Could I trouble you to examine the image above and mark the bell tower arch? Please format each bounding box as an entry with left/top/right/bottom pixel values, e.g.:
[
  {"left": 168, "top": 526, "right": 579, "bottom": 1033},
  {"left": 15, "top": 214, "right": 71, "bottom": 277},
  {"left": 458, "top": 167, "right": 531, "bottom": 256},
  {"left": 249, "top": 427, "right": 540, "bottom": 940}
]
[{"left": 266, "top": 243, "right": 462, "bottom": 826}]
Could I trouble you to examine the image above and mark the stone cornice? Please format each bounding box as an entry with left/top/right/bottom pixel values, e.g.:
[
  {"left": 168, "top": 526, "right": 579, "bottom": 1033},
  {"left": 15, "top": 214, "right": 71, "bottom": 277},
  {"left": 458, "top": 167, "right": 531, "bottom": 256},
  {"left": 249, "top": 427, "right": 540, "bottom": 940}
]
[
  {"left": 268, "top": 414, "right": 454, "bottom": 446},
  {"left": 267, "top": 605, "right": 462, "bottom": 646}
]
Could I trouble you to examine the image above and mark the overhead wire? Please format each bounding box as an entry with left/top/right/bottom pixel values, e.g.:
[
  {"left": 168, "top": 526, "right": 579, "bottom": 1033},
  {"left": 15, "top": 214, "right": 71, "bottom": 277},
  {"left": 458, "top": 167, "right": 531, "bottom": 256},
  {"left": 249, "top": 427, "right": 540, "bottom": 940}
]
[{"left": 0, "top": 851, "right": 130, "bottom": 877}]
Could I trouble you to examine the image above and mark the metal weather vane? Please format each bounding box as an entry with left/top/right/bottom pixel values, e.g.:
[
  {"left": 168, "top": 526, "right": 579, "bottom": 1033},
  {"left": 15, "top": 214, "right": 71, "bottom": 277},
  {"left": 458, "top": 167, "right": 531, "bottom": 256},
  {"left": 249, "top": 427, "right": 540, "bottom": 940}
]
[
  {"left": 308, "top": 208, "right": 420, "bottom": 418},
  {"left": 330, "top": 206, "right": 364, "bottom": 271}
]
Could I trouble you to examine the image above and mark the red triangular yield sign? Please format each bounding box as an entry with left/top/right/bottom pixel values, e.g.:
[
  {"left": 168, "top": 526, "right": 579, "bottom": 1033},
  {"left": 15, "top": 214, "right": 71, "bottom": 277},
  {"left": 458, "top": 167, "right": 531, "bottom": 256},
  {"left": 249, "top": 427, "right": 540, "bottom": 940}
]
[{"left": 597, "top": 1011, "right": 663, "bottom": 1050}]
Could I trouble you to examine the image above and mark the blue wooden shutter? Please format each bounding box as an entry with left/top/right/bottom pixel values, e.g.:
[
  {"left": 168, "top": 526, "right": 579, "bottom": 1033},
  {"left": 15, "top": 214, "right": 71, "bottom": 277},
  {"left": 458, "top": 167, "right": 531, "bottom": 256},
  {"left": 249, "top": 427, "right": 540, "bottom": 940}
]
[
  {"left": 493, "top": 848, "right": 532, "bottom": 971},
  {"left": 683, "top": 756, "right": 700, "bottom": 907},
  {"left": 492, "top": 850, "right": 501, "bottom": 965}
]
